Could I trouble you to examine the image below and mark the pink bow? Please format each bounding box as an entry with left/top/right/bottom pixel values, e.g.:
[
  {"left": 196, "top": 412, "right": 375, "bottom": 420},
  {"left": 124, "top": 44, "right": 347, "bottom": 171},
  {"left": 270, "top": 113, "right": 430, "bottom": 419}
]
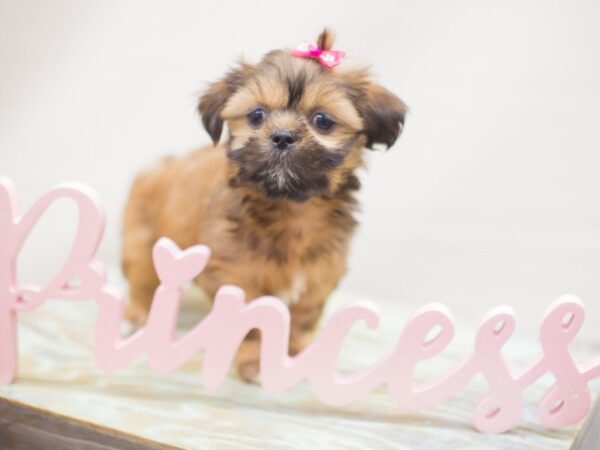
[{"left": 291, "top": 41, "right": 345, "bottom": 69}]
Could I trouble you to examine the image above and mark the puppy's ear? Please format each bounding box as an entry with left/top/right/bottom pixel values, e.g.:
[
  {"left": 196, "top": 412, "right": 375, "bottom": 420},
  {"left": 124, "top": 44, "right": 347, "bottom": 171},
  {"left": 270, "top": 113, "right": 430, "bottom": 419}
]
[
  {"left": 198, "top": 64, "right": 251, "bottom": 145},
  {"left": 359, "top": 83, "right": 407, "bottom": 150}
]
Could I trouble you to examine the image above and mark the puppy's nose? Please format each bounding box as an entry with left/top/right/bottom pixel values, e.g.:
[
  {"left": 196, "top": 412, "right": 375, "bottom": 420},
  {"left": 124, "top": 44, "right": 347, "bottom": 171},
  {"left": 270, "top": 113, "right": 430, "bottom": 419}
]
[{"left": 271, "top": 130, "right": 296, "bottom": 150}]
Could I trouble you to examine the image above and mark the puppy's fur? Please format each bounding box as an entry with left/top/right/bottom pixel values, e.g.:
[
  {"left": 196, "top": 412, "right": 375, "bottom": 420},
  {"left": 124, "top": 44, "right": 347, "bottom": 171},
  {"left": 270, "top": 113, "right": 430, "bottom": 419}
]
[{"left": 122, "top": 30, "right": 406, "bottom": 381}]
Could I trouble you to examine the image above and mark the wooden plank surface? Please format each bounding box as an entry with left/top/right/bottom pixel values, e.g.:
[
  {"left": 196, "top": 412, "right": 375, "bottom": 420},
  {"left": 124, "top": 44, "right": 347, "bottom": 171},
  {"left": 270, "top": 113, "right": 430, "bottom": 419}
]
[
  {"left": 570, "top": 394, "right": 600, "bottom": 450},
  {"left": 0, "top": 397, "right": 180, "bottom": 450},
  {"left": 0, "top": 289, "right": 597, "bottom": 449}
]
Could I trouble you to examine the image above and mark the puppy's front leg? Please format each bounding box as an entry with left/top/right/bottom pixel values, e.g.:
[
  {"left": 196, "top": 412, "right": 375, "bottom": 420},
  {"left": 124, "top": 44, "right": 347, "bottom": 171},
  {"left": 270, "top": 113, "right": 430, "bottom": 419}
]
[
  {"left": 234, "top": 295, "right": 328, "bottom": 383},
  {"left": 235, "top": 329, "right": 262, "bottom": 382},
  {"left": 234, "top": 287, "right": 329, "bottom": 383},
  {"left": 289, "top": 294, "right": 327, "bottom": 356}
]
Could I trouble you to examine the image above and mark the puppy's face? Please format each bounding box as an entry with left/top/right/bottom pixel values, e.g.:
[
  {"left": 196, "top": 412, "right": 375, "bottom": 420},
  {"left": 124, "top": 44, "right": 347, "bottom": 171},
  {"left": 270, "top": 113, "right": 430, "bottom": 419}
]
[{"left": 199, "top": 32, "right": 406, "bottom": 202}]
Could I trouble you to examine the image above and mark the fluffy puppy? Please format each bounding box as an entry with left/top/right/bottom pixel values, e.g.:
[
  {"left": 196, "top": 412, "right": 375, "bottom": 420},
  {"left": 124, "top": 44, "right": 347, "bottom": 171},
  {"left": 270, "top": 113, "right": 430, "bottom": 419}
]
[{"left": 122, "top": 30, "right": 406, "bottom": 381}]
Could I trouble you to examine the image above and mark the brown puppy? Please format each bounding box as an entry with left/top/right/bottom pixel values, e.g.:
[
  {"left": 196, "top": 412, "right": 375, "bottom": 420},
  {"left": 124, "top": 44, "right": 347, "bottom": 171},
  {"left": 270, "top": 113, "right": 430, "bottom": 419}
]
[{"left": 122, "top": 30, "right": 406, "bottom": 381}]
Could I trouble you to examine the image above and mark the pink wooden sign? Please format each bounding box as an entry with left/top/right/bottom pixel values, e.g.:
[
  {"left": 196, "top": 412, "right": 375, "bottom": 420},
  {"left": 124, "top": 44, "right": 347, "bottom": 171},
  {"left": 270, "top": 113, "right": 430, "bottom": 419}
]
[{"left": 0, "top": 176, "right": 599, "bottom": 433}]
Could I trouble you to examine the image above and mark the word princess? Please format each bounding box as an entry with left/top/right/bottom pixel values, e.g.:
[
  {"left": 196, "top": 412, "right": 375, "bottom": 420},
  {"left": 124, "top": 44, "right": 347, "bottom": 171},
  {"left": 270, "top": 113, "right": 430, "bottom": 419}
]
[{"left": 0, "top": 177, "right": 599, "bottom": 434}]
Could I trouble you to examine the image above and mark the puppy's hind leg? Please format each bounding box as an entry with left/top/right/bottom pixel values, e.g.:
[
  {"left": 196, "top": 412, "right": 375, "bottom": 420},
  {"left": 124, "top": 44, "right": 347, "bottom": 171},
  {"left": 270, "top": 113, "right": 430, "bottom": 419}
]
[
  {"left": 121, "top": 181, "right": 161, "bottom": 327},
  {"left": 122, "top": 232, "right": 159, "bottom": 327}
]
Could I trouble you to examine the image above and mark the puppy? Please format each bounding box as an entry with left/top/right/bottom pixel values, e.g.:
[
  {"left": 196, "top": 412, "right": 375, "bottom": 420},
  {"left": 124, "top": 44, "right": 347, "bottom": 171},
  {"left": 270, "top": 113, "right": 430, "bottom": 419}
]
[{"left": 122, "top": 29, "right": 406, "bottom": 381}]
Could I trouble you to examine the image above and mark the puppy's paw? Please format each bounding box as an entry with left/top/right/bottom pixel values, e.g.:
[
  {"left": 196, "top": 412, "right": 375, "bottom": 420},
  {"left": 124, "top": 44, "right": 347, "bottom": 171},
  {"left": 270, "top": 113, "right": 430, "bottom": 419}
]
[
  {"left": 124, "top": 302, "right": 149, "bottom": 328},
  {"left": 236, "top": 360, "right": 260, "bottom": 384},
  {"left": 235, "top": 338, "right": 261, "bottom": 384}
]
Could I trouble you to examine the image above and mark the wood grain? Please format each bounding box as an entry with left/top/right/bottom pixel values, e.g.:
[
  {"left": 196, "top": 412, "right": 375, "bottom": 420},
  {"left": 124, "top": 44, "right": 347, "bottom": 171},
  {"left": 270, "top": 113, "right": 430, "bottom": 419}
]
[
  {"left": 570, "top": 394, "right": 600, "bottom": 450},
  {"left": 0, "top": 397, "right": 179, "bottom": 450}
]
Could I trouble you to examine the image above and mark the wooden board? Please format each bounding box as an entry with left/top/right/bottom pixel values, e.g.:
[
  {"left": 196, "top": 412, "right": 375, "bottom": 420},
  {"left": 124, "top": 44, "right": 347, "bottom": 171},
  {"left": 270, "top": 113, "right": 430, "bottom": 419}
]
[
  {"left": 0, "top": 397, "right": 178, "bottom": 450},
  {"left": 0, "top": 290, "right": 597, "bottom": 449}
]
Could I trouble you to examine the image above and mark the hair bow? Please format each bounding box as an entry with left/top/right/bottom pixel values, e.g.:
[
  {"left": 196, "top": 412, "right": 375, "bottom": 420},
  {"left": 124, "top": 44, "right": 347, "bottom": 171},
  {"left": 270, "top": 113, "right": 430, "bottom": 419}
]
[{"left": 291, "top": 41, "right": 345, "bottom": 69}]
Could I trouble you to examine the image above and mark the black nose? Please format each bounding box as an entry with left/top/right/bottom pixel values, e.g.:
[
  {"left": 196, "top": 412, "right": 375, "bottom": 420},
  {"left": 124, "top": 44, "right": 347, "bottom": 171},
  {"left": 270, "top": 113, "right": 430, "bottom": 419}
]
[{"left": 271, "top": 130, "right": 296, "bottom": 150}]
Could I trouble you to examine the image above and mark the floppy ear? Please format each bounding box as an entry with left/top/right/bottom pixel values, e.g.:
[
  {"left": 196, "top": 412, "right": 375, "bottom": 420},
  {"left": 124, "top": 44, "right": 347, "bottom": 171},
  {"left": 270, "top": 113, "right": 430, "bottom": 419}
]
[
  {"left": 359, "top": 83, "right": 407, "bottom": 150},
  {"left": 198, "top": 64, "right": 251, "bottom": 145}
]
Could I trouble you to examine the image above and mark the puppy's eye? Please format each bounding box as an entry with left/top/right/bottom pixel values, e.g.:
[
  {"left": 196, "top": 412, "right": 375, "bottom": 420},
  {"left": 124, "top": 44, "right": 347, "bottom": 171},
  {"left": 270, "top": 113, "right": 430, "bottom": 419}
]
[
  {"left": 311, "top": 112, "right": 335, "bottom": 132},
  {"left": 247, "top": 108, "right": 267, "bottom": 127}
]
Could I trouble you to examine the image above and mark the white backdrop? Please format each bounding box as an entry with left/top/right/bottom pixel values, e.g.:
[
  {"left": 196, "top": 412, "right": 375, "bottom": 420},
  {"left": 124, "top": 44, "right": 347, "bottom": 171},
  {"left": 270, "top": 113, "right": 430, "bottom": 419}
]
[{"left": 1, "top": 0, "right": 599, "bottom": 337}]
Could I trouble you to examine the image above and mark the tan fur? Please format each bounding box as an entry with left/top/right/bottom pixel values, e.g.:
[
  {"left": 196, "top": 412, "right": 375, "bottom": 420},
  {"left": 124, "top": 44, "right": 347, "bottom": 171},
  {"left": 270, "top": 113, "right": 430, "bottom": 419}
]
[
  {"left": 122, "top": 30, "right": 406, "bottom": 381},
  {"left": 122, "top": 147, "right": 353, "bottom": 379}
]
